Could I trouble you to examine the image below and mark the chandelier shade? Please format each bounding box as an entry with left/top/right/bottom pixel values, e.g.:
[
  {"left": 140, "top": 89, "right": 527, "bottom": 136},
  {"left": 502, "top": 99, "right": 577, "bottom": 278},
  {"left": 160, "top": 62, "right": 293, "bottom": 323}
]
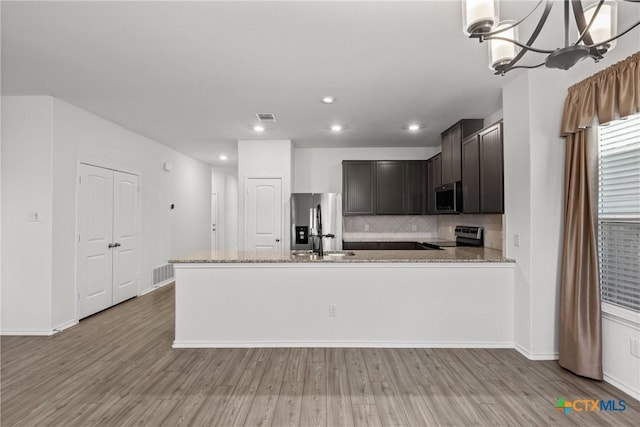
[{"left": 463, "top": 0, "right": 640, "bottom": 75}]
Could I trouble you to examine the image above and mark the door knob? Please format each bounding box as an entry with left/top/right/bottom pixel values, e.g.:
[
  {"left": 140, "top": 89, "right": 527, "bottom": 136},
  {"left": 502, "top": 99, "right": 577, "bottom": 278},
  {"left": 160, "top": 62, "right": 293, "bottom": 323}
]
[{"left": 275, "top": 238, "right": 280, "bottom": 242}]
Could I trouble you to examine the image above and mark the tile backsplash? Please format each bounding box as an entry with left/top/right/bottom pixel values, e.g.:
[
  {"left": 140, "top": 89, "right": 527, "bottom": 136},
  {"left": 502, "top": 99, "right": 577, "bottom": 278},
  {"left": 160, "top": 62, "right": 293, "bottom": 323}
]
[
  {"left": 343, "top": 214, "right": 503, "bottom": 250},
  {"left": 343, "top": 215, "right": 438, "bottom": 234},
  {"left": 437, "top": 214, "right": 503, "bottom": 250}
]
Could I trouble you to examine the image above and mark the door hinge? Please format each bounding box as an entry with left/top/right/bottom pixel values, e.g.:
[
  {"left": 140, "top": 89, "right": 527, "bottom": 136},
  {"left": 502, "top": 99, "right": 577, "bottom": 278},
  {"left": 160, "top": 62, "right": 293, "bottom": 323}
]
[
  {"left": 79, "top": 176, "right": 82, "bottom": 184},
  {"left": 77, "top": 293, "right": 80, "bottom": 300},
  {"left": 78, "top": 234, "right": 81, "bottom": 242}
]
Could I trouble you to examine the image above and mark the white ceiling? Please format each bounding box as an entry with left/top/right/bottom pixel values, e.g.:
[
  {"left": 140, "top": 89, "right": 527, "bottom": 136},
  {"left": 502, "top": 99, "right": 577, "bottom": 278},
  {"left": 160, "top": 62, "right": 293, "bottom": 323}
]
[{"left": 2, "top": 1, "right": 639, "bottom": 167}]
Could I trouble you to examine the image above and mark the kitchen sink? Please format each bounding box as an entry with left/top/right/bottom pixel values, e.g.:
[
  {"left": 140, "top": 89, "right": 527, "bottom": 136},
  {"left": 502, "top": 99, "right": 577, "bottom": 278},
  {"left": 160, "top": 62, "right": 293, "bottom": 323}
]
[{"left": 291, "top": 250, "right": 355, "bottom": 258}]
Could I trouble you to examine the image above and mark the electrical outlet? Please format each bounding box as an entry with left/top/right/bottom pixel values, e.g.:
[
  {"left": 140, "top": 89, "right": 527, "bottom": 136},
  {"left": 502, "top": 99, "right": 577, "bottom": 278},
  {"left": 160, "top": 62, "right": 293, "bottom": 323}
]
[
  {"left": 28, "top": 211, "right": 40, "bottom": 222},
  {"left": 513, "top": 234, "right": 520, "bottom": 247},
  {"left": 329, "top": 303, "right": 337, "bottom": 317},
  {"left": 631, "top": 338, "right": 640, "bottom": 358},
  {"left": 364, "top": 224, "right": 369, "bottom": 232},
  {"left": 412, "top": 224, "right": 417, "bottom": 232}
]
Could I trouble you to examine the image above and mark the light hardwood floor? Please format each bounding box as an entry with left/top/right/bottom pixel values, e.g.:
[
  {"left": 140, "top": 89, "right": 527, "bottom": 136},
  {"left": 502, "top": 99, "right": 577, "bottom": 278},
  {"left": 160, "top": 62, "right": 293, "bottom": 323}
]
[{"left": 1, "top": 284, "right": 638, "bottom": 426}]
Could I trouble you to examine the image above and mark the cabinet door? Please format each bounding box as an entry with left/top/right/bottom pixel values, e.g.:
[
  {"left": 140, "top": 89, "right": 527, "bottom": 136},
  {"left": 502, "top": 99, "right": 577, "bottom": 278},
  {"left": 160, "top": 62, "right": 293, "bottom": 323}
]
[
  {"left": 426, "top": 155, "right": 442, "bottom": 214},
  {"left": 376, "top": 161, "right": 405, "bottom": 214},
  {"left": 343, "top": 161, "right": 375, "bottom": 215},
  {"left": 441, "top": 130, "right": 453, "bottom": 184},
  {"left": 450, "top": 123, "right": 463, "bottom": 183},
  {"left": 480, "top": 123, "right": 504, "bottom": 213},
  {"left": 405, "top": 161, "right": 425, "bottom": 215},
  {"left": 462, "top": 135, "right": 480, "bottom": 213}
]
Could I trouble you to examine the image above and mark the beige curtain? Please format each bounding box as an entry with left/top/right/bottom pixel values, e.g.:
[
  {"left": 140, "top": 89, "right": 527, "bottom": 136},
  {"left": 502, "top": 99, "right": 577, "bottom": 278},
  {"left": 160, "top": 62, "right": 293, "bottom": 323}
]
[{"left": 559, "top": 51, "right": 640, "bottom": 380}]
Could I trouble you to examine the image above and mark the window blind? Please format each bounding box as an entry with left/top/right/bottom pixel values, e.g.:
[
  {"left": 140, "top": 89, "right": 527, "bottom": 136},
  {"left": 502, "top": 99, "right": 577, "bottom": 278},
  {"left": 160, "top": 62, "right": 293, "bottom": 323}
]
[{"left": 598, "top": 114, "right": 640, "bottom": 312}]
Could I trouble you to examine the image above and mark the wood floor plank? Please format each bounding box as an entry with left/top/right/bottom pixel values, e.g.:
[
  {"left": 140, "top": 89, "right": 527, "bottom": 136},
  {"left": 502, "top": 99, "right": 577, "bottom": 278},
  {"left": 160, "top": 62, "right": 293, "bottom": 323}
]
[
  {"left": 380, "top": 348, "right": 439, "bottom": 426},
  {"left": 370, "top": 381, "right": 410, "bottom": 427},
  {"left": 2, "top": 283, "right": 639, "bottom": 427},
  {"left": 272, "top": 381, "right": 304, "bottom": 427},
  {"left": 344, "top": 348, "right": 376, "bottom": 405},
  {"left": 299, "top": 361, "right": 327, "bottom": 427},
  {"left": 352, "top": 404, "right": 383, "bottom": 427},
  {"left": 214, "top": 356, "right": 270, "bottom": 427},
  {"left": 283, "top": 347, "right": 308, "bottom": 382},
  {"left": 243, "top": 348, "right": 289, "bottom": 427},
  {"left": 326, "top": 348, "right": 354, "bottom": 427},
  {"left": 362, "top": 348, "right": 391, "bottom": 382}
]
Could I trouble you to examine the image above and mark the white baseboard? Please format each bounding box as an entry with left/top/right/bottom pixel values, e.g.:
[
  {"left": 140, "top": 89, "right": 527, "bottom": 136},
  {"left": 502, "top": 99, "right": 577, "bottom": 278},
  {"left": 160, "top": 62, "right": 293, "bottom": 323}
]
[
  {"left": 604, "top": 373, "right": 640, "bottom": 401},
  {"left": 514, "top": 343, "right": 559, "bottom": 360},
  {"left": 1, "top": 329, "right": 56, "bottom": 336},
  {"left": 139, "top": 279, "right": 174, "bottom": 296},
  {"left": 173, "top": 340, "right": 515, "bottom": 349},
  {"left": 53, "top": 319, "right": 77, "bottom": 333}
]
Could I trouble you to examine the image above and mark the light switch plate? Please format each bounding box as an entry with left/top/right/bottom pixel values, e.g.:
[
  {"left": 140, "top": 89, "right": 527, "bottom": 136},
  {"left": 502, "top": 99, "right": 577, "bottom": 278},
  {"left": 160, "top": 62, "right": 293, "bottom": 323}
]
[
  {"left": 364, "top": 224, "right": 369, "bottom": 232},
  {"left": 514, "top": 234, "right": 520, "bottom": 247},
  {"left": 631, "top": 338, "right": 640, "bottom": 358},
  {"left": 28, "top": 211, "right": 41, "bottom": 222}
]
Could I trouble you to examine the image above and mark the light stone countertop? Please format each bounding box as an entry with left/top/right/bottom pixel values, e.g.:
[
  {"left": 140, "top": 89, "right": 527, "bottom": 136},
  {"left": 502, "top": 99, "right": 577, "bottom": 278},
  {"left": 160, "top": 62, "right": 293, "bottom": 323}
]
[{"left": 170, "top": 247, "right": 513, "bottom": 264}]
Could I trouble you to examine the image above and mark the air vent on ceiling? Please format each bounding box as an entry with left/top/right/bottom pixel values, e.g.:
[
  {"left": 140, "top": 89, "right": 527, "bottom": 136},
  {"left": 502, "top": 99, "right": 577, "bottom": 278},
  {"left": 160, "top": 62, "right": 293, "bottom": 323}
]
[{"left": 256, "top": 113, "right": 277, "bottom": 122}]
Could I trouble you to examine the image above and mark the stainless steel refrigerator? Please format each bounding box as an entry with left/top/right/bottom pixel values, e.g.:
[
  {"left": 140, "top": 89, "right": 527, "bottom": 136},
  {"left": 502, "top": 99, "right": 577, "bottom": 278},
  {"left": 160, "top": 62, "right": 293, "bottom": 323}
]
[{"left": 291, "top": 193, "right": 342, "bottom": 252}]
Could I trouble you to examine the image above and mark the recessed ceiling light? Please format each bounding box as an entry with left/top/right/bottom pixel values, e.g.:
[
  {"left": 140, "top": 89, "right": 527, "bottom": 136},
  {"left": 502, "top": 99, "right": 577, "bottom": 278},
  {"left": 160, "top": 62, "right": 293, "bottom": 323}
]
[
  {"left": 321, "top": 96, "right": 336, "bottom": 104},
  {"left": 253, "top": 125, "right": 265, "bottom": 132},
  {"left": 331, "top": 124, "right": 342, "bottom": 132},
  {"left": 219, "top": 155, "right": 228, "bottom": 161},
  {"left": 408, "top": 124, "right": 421, "bottom": 132}
]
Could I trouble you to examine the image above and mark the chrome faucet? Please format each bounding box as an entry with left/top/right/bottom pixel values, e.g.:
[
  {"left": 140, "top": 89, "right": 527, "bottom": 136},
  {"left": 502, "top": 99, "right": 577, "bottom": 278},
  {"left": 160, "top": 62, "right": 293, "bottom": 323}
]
[{"left": 310, "top": 204, "right": 334, "bottom": 257}]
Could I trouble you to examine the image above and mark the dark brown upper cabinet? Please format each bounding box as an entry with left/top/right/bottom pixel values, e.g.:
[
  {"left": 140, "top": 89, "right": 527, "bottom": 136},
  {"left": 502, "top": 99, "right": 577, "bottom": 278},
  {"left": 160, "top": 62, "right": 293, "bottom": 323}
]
[
  {"left": 479, "top": 122, "right": 504, "bottom": 213},
  {"left": 342, "top": 161, "right": 375, "bottom": 215},
  {"left": 342, "top": 160, "right": 426, "bottom": 215},
  {"left": 426, "top": 154, "right": 442, "bottom": 215},
  {"left": 440, "top": 119, "right": 484, "bottom": 185},
  {"left": 376, "top": 161, "right": 406, "bottom": 215},
  {"left": 461, "top": 121, "right": 504, "bottom": 214},
  {"left": 405, "top": 161, "right": 426, "bottom": 215}
]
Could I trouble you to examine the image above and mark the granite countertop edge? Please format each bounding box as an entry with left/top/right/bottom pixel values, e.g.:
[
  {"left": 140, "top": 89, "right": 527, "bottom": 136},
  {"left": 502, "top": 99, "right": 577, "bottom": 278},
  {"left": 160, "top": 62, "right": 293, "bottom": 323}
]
[
  {"left": 170, "top": 248, "right": 515, "bottom": 264},
  {"left": 171, "top": 258, "right": 515, "bottom": 264}
]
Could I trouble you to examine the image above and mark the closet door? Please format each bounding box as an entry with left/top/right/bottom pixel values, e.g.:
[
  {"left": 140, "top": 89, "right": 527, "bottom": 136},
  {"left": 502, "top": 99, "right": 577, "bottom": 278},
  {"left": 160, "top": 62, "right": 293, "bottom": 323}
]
[
  {"left": 78, "top": 164, "right": 114, "bottom": 318},
  {"left": 112, "top": 171, "right": 140, "bottom": 304}
]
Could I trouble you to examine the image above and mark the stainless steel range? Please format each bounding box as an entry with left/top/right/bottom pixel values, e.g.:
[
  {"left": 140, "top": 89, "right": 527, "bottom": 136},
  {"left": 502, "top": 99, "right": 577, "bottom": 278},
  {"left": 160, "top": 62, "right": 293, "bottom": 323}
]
[{"left": 422, "top": 225, "right": 484, "bottom": 249}]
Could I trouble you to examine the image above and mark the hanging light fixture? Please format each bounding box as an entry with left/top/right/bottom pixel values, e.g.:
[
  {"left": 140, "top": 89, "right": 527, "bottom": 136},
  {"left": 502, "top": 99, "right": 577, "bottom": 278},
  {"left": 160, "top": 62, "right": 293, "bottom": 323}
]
[{"left": 463, "top": 0, "right": 640, "bottom": 75}]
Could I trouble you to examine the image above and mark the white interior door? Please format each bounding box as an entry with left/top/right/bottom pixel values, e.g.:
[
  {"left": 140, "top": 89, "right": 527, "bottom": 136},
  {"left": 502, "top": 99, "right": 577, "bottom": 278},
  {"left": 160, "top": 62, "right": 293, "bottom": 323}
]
[
  {"left": 245, "top": 178, "right": 282, "bottom": 256},
  {"left": 112, "top": 171, "right": 140, "bottom": 305},
  {"left": 211, "top": 192, "right": 218, "bottom": 254},
  {"left": 78, "top": 164, "right": 114, "bottom": 318}
]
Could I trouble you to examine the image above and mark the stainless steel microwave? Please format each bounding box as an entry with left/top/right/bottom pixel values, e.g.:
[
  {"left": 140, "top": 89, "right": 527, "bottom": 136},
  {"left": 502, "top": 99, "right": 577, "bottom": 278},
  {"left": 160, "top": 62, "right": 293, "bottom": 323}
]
[{"left": 435, "top": 182, "right": 462, "bottom": 213}]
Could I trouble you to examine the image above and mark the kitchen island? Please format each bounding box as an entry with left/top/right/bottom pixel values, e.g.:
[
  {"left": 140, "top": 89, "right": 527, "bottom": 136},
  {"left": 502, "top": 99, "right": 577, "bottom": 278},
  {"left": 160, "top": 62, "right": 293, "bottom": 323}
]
[{"left": 170, "top": 249, "right": 515, "bottom": 348}]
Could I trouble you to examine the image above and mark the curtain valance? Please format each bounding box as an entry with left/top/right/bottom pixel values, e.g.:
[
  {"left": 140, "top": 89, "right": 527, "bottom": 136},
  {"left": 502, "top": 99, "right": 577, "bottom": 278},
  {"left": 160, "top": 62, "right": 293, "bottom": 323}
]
[{"left": 561, "top": 51, "right": 640, "bottom": 136}]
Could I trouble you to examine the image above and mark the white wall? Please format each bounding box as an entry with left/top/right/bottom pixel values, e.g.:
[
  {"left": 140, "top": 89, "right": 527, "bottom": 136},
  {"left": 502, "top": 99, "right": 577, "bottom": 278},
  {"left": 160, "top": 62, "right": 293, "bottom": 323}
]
[
  {"left": 1, "top": 96, "right": 211, "bottom": 334},
  {"left": 238, "top": 140, "right": 292, "bottom": 251},
  {"left": 211, "top": 167, "right": 239, "bottom": 253},
  {"left": 293, "top": 146, "right": 439, "bottom": 193},
  {"left": 1, "top": 97, "right": 54, "bottom": 334},
  {"left": 503, "top": 33, "right": 640, "bottom": 396},
  {"left": 225, "top": 173, "right": 239, "bottom": 252}
]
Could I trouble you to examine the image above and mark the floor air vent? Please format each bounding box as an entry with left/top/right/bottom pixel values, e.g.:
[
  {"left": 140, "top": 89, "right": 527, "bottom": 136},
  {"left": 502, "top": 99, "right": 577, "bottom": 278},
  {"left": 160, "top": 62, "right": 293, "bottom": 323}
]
[{"left": 152, "top": 263, "right": 174, "bottom": 287}]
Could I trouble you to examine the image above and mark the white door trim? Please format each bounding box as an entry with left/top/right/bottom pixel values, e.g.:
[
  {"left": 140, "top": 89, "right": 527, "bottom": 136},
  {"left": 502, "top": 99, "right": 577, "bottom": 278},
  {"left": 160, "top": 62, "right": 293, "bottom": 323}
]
[{"left": 74, "top": 161, "right": 142, "bottom": 323}]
